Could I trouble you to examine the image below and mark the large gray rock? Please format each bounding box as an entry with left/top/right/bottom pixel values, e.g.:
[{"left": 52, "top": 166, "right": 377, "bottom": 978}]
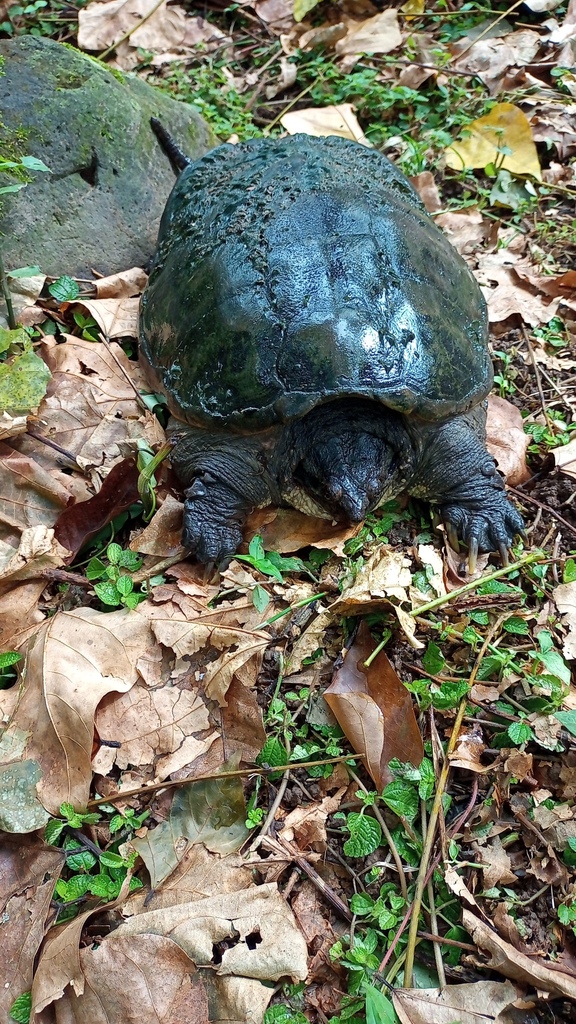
[{"left": 0, "top": 36, "right": 215, "bottom": 278}]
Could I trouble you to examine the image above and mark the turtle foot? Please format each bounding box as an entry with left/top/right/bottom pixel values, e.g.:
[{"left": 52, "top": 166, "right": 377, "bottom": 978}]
[{"left": 440, "top": 496, "right": 524, "bottom": 571}]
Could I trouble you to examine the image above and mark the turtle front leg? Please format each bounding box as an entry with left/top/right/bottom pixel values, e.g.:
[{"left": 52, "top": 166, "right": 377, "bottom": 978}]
[
  {"left": 407, "top": 407, "right": 524, "bottom": 568},
  {"left": 169, "top": 424, "right": 274, "bottom": 565}
]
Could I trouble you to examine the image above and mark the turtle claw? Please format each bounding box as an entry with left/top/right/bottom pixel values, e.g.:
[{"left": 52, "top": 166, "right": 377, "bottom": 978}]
[
  {"left": 440, "top": 495, "right": 523, "bottom": 567},
  {"left": 446, "top": 522, "right": 460, "bottom": 553},
  {"left": 498, "top": 542, "right": 510, "bottom": 567}
]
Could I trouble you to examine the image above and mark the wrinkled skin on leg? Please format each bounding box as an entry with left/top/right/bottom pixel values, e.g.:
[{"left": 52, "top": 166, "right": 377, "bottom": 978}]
[
  {"left": 168, "top": 400, "right": 523, "bottom": 566},
  {"left": 406, "top": 404, "right": 524, "bottom": 565},
  {"left": 169, "top": 424, "right": 275, "bottom": 564}
]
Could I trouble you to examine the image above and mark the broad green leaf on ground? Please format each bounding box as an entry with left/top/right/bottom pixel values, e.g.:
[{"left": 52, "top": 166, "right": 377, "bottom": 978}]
[
  {"left": 281, "top": 103, "right": 372, "bottom": 146},
  {"left": 0, "top": 607, "right": 154, "bottom": 821},
  {"left": 132, "top": 759, "right": 250, "bottom": 887},
  {"left": 445, "top": 103, "right": 542, "bottom": 180},
  {"left": 324, "top": 621, "right": 423, "bottom": 789}
]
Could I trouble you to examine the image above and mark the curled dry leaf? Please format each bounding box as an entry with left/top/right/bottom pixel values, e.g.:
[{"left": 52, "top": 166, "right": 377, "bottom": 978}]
[
  {"left": 435, "top": 209, "right": 490, "bottom": 256},
  {"left": 244, "top": 505, "right": 359, "bottom": 555},
  {"left": 450, "top": 30, "right": 541, "bottom": 96},
  {"left": 485, "top": 395, "right": 531, "bottom": 485},
  {"left": 131, "top": 493, "right": 185, "bottom": 557},
  {"left": 553, "top": 581, "right": 576, "bottom": 659},
  {"left": 280, "top": 789, "right": 346, "bottom": 852},
  {"left": 281, "top": 103, "right": 372, "bottom": 145},
  {"left": 472, "top": 835, "right": 517, "bottom": 888},
  {"left": 445, "top": 103, "right": 542, "bottom": 180},
  {"left": 393, "top": 979, "right": 521, "bottom": 1024},
  {"left": 70, "top": 296, "right": 140, "bottom": 339},
  {"left": 0, "top": 441, "right": 79, "bottom": 548},
  {"left": 550, "top": 436, "right": 576, "bottom": 480},
  {"left": 330, "top": 545, "right": 423, "bottom": 648},
  {"left": 0, "top": 410, "right": 27, "bottom": 441},
  {"left": 323, "top": 621, "right": 423, "bottom": 789},
  {"left": 334, "top": 9, "right": 402, "bottom": 56},
  {"left": 93, "top": 266, "right": 148, "bottom": 299},
  {"left": 410, "top": 170, "right": 441, "bottom": 212},
  {"left": 463, "top": 907, "right": 576, "bottom": 999},
  {"left": 53, "top": 458, "right": 141, "bottom": 558}
]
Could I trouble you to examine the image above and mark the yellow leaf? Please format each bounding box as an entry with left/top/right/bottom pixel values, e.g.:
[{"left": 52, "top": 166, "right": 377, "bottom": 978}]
[
  {"left": 280, "top": 103, "right": 372, "bottom": 146},
  {"left": 400, "top": 0, "right": 425, "bottom": 15},
  {"left": 445, "top": 102, "right": 541, "bottom": 180},
  {"left": 293, "top": 0, "right": 321, "bottom": 22}
]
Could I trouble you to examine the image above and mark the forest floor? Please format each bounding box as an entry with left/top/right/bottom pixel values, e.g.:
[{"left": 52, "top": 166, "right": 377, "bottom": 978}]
[{"left": 1, "top": 1, "right": 576, "bottom": 1023}]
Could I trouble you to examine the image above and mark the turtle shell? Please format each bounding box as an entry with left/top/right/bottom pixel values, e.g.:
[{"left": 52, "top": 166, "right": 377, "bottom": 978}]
[{"left": 139, "top": 134, "right": 492, "bottom": 431}]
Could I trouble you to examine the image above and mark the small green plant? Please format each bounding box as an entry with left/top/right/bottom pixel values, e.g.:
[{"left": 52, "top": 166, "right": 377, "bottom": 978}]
[
  {"left": 334, "top": 790, "right": 383, "bottom": 857},
  {"left": 45, "top": 802, "right": 143, "bottom": 915},
  {"left": 0, "top": 649, "right": 22, "bottom": 688},
  {"left": 86, "top": 541, "right": 163, "bottom": 608},
  {"left": 9, "top": 991, "right": 31, "bottom": 1024},
  {"left": 236, "top": 534, "right": 311, "bottom": 594}
]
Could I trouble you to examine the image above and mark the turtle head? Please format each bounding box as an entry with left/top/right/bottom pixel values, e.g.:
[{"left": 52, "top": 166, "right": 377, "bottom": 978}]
[{"left": 288, "top": 400, "right": 413, "bottom": 523}]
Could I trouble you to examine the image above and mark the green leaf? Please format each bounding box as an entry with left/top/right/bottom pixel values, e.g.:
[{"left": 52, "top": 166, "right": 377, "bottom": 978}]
[
  {"left": 423, "top": 641, "right": 444, "bottom": 675},
  {"left": 86, "top": 557, "right": 107, "bottom": 581},
  {"left": 94, "top": 581, "right": 121, "bottom": 606},
  {"left": 350, "top": 893, "right": 375, "bottom": 915},
  {"left": 9, "top": 991, "right": 32, "bottom": 1024},
  {"left": 382, "top": 779, "right": 419, "bottom": 821},
  {"left": 263, "top": 1006, "right": 308, "bottom": 1024},
  {"left": 115, "top": 574, "right": 134, "bottom": 597},
  {"left": 537, "top": 629, "right": 554, "bottom": 654},
  {"left": 123, "top": 591, "right": 142, "bottom": 609},
  {"left": 66, "top": 847, "right": 97, "bottom": 873},
  {"left": 48, "top": 275, "right": 79, "bottom": 302},
  {"left": 469, "top": 610, "right": 489, "bottom": 625},
  {"left": 118, "top": 548, "right": 142, "bottom": 571},
  {"left": 252, "top": 584, "right": 270, "bottom": 614},
  {"left": 44, "top": 818, "right": 65, "bottom": 845},
  {"left": 0, "top": 343, "right": 51, "bottom": 414},
  {"left": 257, "top": 737, "right": 288, "bottom": 769},
  {"left": 7, "top": 265, "right": 42, "bottom": 278},
  {"left": 60, "top": 802, "right": 76, "bottom": 821},
  {"left": 248, "top": 534, "right": 265, "bottom": 561},
  {"left": 20, "top": 154, "right": 50, "bottom": 173},
  {"left": 364, "top": 983, "right": 398, "bottom": 1024},
  {"left": 343, "top": 813, "right": 382, "bottom": 857},
  {"left": 507, "top": 721, "right": 533, "bottom": 745},
  {"left": 418, "top": 758, "right": 435, "bottom": 801},
  {"left": 503, "top": 616, "right": 529, "bottom": 635},
  {"left": 555, "top": 710, "right": 576, "bottom": 737},
  {"left": 100, "top": 851, "right": 127, "bottom": 868},
  {"left": 293, "top": 0, "right": 322, "bottom": 21},
  {"left": 55, "top": 874, "right": 92, "bottom": 901},
  {"left": 537, "top": 649, "right": 571, "bottom": 686},
  {"left": 432, "top": 679, "right": 470, "bottom": 711},
  {"left": 106, "top": 542, "right": 123, "bottom": 565},
  {"left": 0, "top": 651, "right": 21, "bottom": 669},
  {"left": 563, "top": 559, "right": 576, "bottom": 584},
  {"left": 88, "top": 873, "right": 120, "bottom": 899}
]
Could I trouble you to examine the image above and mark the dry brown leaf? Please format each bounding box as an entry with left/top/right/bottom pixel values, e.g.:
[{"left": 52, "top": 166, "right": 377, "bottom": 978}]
[
  {"left": 435, "top": 209, "right": 490, "bottom": 255},
  {"left": 244, "top": 506, "right": 359, "bottom": 555},
  {"left": 410, "top": 170, "right": 441, "bottom": 212},
  {"left": 553, "top": 581, "right": 576, "bottom": 659},
  {"left": 450, "top": 30, "right": 541, "bottom": 95},
  {"left": 335, "top": 10, "right": 402, "bottom": 56},
  {"left": 0, "top": 833, "right": 64, "bottom": 1021},
  {"left": 93, "top": 266, "right": 148, "bottom": 299},
  {"left": 463, "top": 907, "right": 576, "bottom": 998},
  {"left": 503, "top": 749, "right": 534, "bottom": 781},
  {"left": 32, "top": 904, "right": 100, "bottom": 1013},
  {"left": 115, "top": 883, "right": 308, "bottom": 982},
  {"left": 445, "top": 103, "right": 542, "bottom": 179},
  {"left": 331, "top": 546, "right": 412, "bottom": 614},
  {"left": 280, "top": 789, "right": 346, "bottom": 852},
  {"left": 131, "top": 495, "right": 185, "bottom": 557},
  {"left": 444, "top": 865, "right": 482, "bottom": 909},
  {"left": 324, "top": 621, "right": 423, "bottom": 789},
  {"left": 551, "top": 436, "right": 576, "bottom": 480},
  {"left": 449, "top": 725, "right": 491, "bottom": 773},
  {"left": 70, "top": 296, "right": 140, "bottom": 339},
  {"left": 0, "top": 607, "right": 155, "bottom": 817},
  {"left": 393, "top": 979, "right": 521, "bottom": 1024},
  {"left": 78, "top": 0, "right": 229, "bottom": 70},
  {"left": 0, "top": 411, "right": 27, "bottom": 441},
  {"left": 473, "top": 835, "right": 518, "bottom": 888},
  {"left": 485, "top": 395, "right": 531, "bottom": 485},
  {"left": 0, "top": 442, "right": 79, "bottom": 547},
  {"left": 92, "top": 682, "right": 215, "bottom": 780},
  {"left": 281, "top": 103, "right": 371, "bottom": 145}
]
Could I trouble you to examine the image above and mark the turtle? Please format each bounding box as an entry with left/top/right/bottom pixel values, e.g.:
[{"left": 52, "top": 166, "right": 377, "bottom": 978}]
[{"left": 139, "top": 120, "right": 524, "bottom": 568}]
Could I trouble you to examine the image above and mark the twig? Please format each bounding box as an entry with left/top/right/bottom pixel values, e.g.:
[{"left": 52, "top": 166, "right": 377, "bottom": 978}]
[
  {"left": 99, "top": 0, "right": 166, "bottom": 60},
  {"left": 409, "top": 551, "right": 543, "bottom": 617},
  {"left": 507, "top": 488, "right": 576, "bottom": 540},
  {"left": 264, "top": 833, "right": 353, "bottom": 922},
  {"left": 0, "top": 249, "right": 16, "bottom": 329},
  {"left": 448, "top": 0, "right": 525, "bottom": 61},
  {"left": 422, "top": 798, "right": 446, "bottom": 989},
  {"left": 86, "top": 753, "right": 361, "bottom": 806},
  {"left": 26, "top": 430, "right": 82, "bottom": 469},
  {"left": 522, "top": 326, "right": 554, "bottom": 433},
  {"left": 417, "top": 931, "right": 476, "bottom": 952},
  {"left": 402, "top": 615, "right": 506, "bottom": 988}
]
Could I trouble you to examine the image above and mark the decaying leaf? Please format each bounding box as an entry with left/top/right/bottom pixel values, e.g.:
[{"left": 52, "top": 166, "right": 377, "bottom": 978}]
[
  {"left": 93, "top": 266, "right": 148, "bottom": 299},
  {"left": 553, "top": 581, "right": 576, "bottom": 659},
  {"left": 445, "top": 103, "right": 542, "bottom": 179},
  {"left": 463, "top": 908, "right": 576, "bottom": 999},
  {"left": 54, "top": 458, "right": 141, "bottom": 558},
  {"left": 0, "top": 607, "right": 155, "bottom": 820},
  {"left": 70, "top": 296, "right": 140, "bottom": 339},
  {"left": 334, "top": 10, "right": 402, "bottom": 56},
  {"left": 550, "top": 436, "right": 576, "bottom": 480},
  {"left": 485, "top": 395, "right": 531, "bottom": 485},
  {"left": 393, "top": 979, "right": 522, "bottom": 1024},
  {"left": 324, "top": 621, "right": 423, "bottom": 789}
]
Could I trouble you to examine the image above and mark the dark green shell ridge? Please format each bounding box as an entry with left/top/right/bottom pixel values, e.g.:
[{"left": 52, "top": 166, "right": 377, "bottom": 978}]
[{"left": 140, "top": 134, "right": 491, "bottom": 431}]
